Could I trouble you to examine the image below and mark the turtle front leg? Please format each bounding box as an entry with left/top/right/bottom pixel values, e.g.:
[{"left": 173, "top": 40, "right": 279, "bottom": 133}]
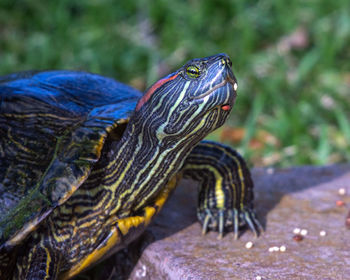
[
  {"left": 13, "top": 243, "right": 62, "bottom": 280},
  {"left": 182, "top": 140, "right": 263, "bottom": 239}
]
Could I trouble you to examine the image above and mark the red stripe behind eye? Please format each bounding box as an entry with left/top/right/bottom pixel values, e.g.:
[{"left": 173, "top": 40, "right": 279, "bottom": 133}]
[{"left": 135, "top": 73, "right": 179, "bottom": 111}]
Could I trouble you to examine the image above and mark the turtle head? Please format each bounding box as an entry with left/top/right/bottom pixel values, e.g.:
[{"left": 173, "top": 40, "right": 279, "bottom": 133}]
[{"left": 134, "top": 53, "right": 237, "bottom": 142}]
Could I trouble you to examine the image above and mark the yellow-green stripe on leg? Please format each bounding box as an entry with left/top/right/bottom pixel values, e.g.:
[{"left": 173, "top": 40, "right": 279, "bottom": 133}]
[{"left": 182, "top": 140, "right": 263, "bottom": 239}]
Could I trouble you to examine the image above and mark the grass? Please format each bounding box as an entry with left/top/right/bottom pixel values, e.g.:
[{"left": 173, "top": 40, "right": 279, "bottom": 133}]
[{"left": 0, "top": 0, "right": 349, "bottom": 167}]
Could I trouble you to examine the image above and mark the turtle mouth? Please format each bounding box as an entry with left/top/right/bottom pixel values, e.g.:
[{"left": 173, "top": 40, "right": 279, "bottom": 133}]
[{"left": 191, "top": 75, "right": 237, "bottom": 110}]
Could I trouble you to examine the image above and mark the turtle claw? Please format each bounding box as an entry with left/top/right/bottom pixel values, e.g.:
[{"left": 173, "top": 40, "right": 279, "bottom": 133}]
[
  {"left": 244, "top": 211, "right": 259, "bottom": 238},
  {"left": 202, "top": 213, "right": 210, "bottom": 235},
  {"left": 242, "top": 209, "right": 264, "bottom": 238},
  {"left": 251, "top": 211, "right": 264, "bottom": 234},
  {"left": 199, "top": 207, "right": 263, "bottom": 239},
  {"left": 232, "top": 208, "right": 239, "bottom": 240},
  {"left": 201, "top": 209, "right": 213, "bottom": 235},
  {"left": 201, "top": 209, "right": 224, "bottom": 239},
  {"left": 218, "top": 210, "right": 225, "bottom": 240}
]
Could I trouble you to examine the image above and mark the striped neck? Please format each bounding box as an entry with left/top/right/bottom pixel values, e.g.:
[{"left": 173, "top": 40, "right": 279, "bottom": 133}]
[
  {"left": 102, "top": 53, "right": 237, "bottom": 215},
  {"left": 104, "top": 120, "right": 195, "bottom": 215}
]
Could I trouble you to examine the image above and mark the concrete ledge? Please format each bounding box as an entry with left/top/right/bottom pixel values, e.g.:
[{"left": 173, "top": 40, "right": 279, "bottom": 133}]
[{"left": 127, "top": 165, "right": 350, "bottom": 280}]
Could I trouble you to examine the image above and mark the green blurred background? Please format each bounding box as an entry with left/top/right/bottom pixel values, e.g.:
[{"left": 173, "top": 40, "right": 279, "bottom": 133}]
[{"left": 1, "top": 0, "right": 349, "bottom": 167}]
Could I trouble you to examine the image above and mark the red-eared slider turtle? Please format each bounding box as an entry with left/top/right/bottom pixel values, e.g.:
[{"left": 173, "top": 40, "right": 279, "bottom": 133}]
[{"left": 0, "top": 54, "right": 262, "bottom": 279}]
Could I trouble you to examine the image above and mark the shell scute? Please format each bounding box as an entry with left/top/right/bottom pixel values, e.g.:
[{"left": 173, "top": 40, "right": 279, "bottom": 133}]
[{"left": 0, "top": 70, "right": 142, "bottom": 246}]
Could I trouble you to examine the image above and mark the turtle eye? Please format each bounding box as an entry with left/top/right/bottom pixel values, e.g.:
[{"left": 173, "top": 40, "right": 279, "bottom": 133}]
[{"left": 186, "top": 65, "right": 200, "bottom": 79}]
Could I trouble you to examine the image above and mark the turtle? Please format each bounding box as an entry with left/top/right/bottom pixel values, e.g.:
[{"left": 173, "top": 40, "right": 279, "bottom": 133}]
[{"left": 0, "top": 53, "right": 262, "bottom": 279}]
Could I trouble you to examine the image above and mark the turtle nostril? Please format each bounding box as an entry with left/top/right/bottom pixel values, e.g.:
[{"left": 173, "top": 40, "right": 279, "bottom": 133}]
[
  {"left": 220, "top": 58, "right": 226, "bottom": 67},
  {"left": 220, "top": 57, "right": 232, "bottom": 68},
  {"left": 226, "top": 58, "right": 232, "bottom": 68}
]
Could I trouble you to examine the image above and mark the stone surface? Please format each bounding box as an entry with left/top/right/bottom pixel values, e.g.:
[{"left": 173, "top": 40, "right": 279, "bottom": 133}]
[{"left": 127, "top": 164, "right": 350, "bottom": 280}]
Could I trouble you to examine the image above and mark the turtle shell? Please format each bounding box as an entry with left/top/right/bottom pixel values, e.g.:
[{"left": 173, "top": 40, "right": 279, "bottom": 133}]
[{"left": 0, "top": 71, "right": 142, "bottom": 248}]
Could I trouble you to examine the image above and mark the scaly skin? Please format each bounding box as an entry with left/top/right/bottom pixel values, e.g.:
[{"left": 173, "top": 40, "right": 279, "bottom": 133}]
[{"left": 0, "top": 54, "right": 261, "bottom": 279}]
